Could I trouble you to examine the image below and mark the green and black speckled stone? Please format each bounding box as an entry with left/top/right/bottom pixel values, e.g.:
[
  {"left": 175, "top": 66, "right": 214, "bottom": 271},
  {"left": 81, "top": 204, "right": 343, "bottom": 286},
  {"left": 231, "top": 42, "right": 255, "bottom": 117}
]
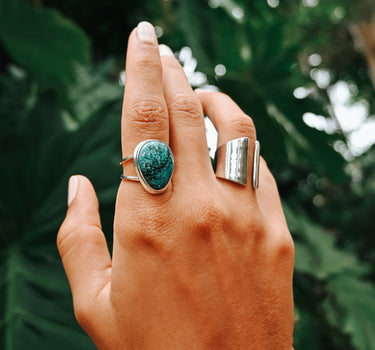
[{"left": 138, "top": 141, "right": 173, "bottom": 191}]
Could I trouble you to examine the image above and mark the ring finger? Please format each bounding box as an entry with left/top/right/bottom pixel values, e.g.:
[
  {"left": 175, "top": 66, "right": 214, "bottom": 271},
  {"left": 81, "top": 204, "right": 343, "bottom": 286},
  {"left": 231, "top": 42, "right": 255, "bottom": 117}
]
[{"left": 195, "top": 90, "right": 257, "bottom": 191}]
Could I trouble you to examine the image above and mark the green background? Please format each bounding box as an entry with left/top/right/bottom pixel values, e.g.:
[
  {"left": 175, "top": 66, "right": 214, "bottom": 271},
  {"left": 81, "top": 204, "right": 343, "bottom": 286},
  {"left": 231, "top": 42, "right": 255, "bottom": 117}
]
[{"left": 1, "top": 0, "right": 375, "bottom": 349}]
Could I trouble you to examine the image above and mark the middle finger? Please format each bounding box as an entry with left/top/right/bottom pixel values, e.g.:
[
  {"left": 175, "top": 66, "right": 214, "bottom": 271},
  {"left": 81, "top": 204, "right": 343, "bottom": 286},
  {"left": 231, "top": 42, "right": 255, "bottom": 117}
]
[{"left": 159, "top": 45, "right": 213, "bottom": 187}]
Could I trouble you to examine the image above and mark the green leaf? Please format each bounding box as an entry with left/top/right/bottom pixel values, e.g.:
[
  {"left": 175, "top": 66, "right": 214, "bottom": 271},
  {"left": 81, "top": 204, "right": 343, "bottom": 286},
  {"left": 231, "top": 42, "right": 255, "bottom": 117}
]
[
  {"left": 284, "top": 203, "right": 368, "bottom": 278},
  {"left": 0, "top": 2, "right": 89, "bottom": 89},
  {"left": 66, "top": 61, "right": 123, "bottom": 124},
  {"left": 284, "top": 203, "right": 375, "bottom": 349},
  {"left": 0, "top": 69, "right": 121, "bottom": 349},
  {"left": 325, "top": 276, "right": 375, "bottom": 350}
]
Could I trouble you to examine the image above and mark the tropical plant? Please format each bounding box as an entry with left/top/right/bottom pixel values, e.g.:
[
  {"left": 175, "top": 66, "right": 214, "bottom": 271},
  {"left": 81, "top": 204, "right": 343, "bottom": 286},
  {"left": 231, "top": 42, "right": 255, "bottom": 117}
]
[{"left": 1, "top": 0, "right": 374, "bottom": 349}]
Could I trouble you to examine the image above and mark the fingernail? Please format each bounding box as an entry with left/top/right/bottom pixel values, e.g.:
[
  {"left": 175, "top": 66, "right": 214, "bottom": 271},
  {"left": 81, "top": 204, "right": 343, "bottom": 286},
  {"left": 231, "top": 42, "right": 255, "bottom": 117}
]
[
  {"left": 159, "top": 44, "right": 174, "bottom": 57},
  {"left": 68, "top": 176, "right": 78, "bottom": 206},
  {"left": 137, "top": 21, "right": 157, "bottom": 45}
]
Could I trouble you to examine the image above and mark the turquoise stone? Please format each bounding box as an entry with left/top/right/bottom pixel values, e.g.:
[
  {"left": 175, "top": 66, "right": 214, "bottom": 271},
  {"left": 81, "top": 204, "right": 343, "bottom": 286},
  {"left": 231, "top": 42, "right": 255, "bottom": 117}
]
[{"left": 137, "top": 140, "right": 174, "bottom": 192}]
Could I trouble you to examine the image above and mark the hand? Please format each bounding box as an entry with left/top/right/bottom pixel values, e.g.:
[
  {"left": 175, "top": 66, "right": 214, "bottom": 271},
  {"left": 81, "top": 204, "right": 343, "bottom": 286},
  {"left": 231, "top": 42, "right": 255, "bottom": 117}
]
[{"left": 57, "top": 21, "right": 295, "bottom": 350}]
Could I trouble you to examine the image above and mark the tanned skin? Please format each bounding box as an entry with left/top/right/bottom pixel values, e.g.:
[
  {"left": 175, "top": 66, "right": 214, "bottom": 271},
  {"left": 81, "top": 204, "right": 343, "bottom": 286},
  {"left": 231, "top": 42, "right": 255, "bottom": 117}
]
[{"left": 57, "top": 21, "right": 295, "bottom": 350}]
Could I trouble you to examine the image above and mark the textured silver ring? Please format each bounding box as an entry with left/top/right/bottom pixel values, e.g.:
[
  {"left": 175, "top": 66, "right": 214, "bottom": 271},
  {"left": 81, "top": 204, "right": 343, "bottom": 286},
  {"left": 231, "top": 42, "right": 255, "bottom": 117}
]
[
  {"left": 120, "top": 139, "right": 174, "bottom": 194},
  {"left": 214, "top": 137, "right": 260, "bottom": 188}
]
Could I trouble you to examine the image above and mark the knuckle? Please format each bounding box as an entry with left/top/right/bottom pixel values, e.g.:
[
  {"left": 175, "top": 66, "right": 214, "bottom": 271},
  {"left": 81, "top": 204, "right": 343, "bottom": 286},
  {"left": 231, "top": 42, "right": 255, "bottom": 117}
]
[
  {"left": 247, "top": 213, "right": 267, "bottom": 241},
  {"left": 126, "top": 100, "right": 168, "bottom": 133},
  {"left": 134, "top": 54, "right": 161, "bottom": 75},
  {"left": 57, "top": 223, "right": 103, "bottom": 259},
  {"left": 189, "top": 197, "right": 227, "bottom": 239},
  {"left": 56, "top": 222, "right": 76, "bottom": 252},
  {"left": 123, "top": 212, "right": 176, "bottom": 259},
  {"left": 277, "top": 233, "right": 295, "bottom": 259},
  {"left": 126, "top": 100, "right": 166, "bottom": 123},
  {"left": 233, "top": 206, "right": 268, "bottom": 244},
  {"left": 270, "top": 231, "right": 295, "bottom": 262},
  {"left": 229, "top": 114, "right": 256, "bottom": 141},
  {"left": 169, "top": 93, "right": 202, "bottom": 119},
  {"left": 133, "top": 232, "right": 173, "bottom": 260}
]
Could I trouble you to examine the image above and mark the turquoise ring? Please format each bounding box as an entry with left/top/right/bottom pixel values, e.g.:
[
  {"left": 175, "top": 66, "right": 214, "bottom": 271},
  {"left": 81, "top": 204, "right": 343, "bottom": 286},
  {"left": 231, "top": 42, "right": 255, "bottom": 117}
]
[{"left": 120, "top": 140, "right": 174, "bottom": 194}]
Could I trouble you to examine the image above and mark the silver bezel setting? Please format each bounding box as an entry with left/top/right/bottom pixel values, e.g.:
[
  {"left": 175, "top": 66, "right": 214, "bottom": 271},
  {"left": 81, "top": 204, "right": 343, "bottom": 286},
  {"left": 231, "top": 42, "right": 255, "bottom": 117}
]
[{"left": 121, "top": 139, "right": 174, "bottom": 194}]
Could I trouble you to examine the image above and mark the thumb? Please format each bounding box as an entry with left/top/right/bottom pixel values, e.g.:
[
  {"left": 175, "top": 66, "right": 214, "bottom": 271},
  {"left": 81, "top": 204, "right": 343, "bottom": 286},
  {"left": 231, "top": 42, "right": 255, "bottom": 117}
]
[{"left": 57, "top": 175, "right": 112, "bottom": 320}]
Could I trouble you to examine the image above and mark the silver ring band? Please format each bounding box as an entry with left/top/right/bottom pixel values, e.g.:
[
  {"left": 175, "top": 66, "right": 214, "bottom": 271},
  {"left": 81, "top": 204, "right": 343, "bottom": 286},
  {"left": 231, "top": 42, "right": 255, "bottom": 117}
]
[
  {"left": 120, "top": 156, "right": 139, "bottom": 181},
  {"left": 214, "top": 137, "right": 260, "bottom": 189},
  {"left": 253, "top": 140, "right": 260, "bottom": 189},
  {"left": 214, "top": 137, "right": 249, "bottom": 185}
]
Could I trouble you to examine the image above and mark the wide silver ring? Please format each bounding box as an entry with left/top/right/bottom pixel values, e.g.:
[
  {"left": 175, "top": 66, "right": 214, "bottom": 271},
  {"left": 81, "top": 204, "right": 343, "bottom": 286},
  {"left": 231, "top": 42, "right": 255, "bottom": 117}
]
[
  {"left": 120, "top": 139, "right": 174, "bottom": 194},
  {"left": 214, "top": 137, "right": 260, "bottom": 188}
]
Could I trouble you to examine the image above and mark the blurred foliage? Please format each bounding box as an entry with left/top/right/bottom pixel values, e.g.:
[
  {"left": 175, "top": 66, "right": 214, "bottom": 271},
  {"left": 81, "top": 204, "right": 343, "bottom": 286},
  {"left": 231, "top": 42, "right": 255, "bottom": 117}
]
[
  {"left": 0, "top": 0, "right": 375, "bottom": 349},
  {"left": 0, "top": 0, "right": 89, "bottom": 93}
]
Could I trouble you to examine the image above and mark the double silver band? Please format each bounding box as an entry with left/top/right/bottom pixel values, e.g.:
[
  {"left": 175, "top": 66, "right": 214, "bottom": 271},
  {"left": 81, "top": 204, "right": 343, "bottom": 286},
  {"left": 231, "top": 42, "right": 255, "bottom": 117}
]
[
  {"left": 120, "top": 156, "right": 138, "bottom": 181},
  {"left": 214, "top": 137, "right": 260, "bottom": 189}
]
